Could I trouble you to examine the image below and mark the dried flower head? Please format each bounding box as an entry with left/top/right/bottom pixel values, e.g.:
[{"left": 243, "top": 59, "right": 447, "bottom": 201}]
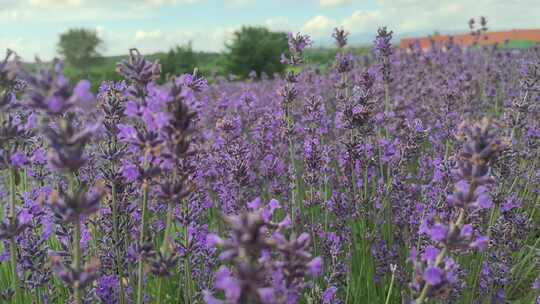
[
  {"left": 332, "top": 27, "right": 349, "bottom": 49},
  {"left": 49, "top": 183, "right": 104, "bottom": 223}
]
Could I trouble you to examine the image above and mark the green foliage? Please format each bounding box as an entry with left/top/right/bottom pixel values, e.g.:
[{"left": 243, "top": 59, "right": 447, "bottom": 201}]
[
  {"left": 159, "top": 42, "right": 199, "bottom": 82},
  {"left": 50, "top": 32, "right": 371, "bottom": 88},
  {"left": 64, "top": 64, "right": 121, "bottom": 92},
  {"left": 55, "top": 45, "right": 372, "bottom": 89},
  {"left": 197, "top": 52, "right": 228, "bottom": 80},
  {"left": 225, "top": 26, "right": 288, "bottom": 79},
  {"left": 304, "top": 46, "right": 371, "bottom": 72},
  {"left": 57, "top": 28, "right": 103, "bottom": 74},
  {"left": 503, "top": 40, "right": 538, "bottom": 49}
]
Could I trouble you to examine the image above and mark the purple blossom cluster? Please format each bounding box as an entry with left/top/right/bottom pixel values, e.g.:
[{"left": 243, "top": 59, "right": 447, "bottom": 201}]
[{"left": 0, "top": 22, "right": 540, "bottom": 304}]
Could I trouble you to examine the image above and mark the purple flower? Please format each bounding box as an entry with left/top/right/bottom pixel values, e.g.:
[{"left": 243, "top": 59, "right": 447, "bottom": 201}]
[
  {"left": 307, "top": 257, "right": 323, "bottom": 277},
  {"left": 154, "top": 111, "right": 169, "bottom": 128},
  {"left": 422, "top": 246, "right": 440, "bottom": 263},
  {"left": 332, "top": 27, "right": 349, "bottom": 48},
  {"left": 203, "top": 291, "right": 223, "bottom": 304},
  {"left": 10, "top": 152, "right": 28, "bottom": 168},
  {"left": 460, "top": 224, "right": 473, "bottom": 238},
  {"left": 282, "top": 32, "right": 312, "bottom": 65},
  {"left": 477, "top": 194, "right": 493, "bottom": 209},
  {"left": 533, "top": 276, "right": 540, "bottom": 290},
  {"left": 258, "top": 287, "right": 274, "bottom": 303},
  {"left": 72, "top": 79, "right": 94, "bottom": 105},
  {"left": 117, "top": 124, "right": 137, "bottom": 142},
  {"left": 121, "top": 161, "right": 139, "bottom": 182},
  {"left": 322, "top": 286, "right": 338, "bottom": 304},
  {"left": 206, "top": 233, "right": 223, "bottom": 248},
  {"left": 48, "top": 97, "right": 64, "bottom": 113},
  {"left": 423, "top": 267, "right": 443, "bottom": 285},
  {"left": 268, "top": 199, "right": 280, "bottom": 213},
  {"left": 25, "top": 113, "right": 38, "bottom": 130},
  {"left": 247, "top": 197, "right": 262, "bottom": 210},
  {"left": 214, "top": 266, "right": 241, "bottom": 301},
  {"left": 288, "top": 32, "right": 311, "bottom": 54},
  {"left": 277, "top": 215, "right": 291, "bottom": 229},
  {"left": 373, "top": 26, "right": 393, "bottom": 82},
  {"left": 96, "top": 275, "right": 119, "bottom": 303},
  {"left": 178, "top": 73, "right": 208, "bottom": 92},
  {"left": 470, "top": 235, "right": 489, "bottom": 250},
  {"left": 125, "top": 101, "right": 139, "bottom": 117},
  {"left": 428, "top": 224, "right": 448, "bottom": 242},
  {"left": 18, "top": 208, "right": 33, "bottom": 224},
  {"left": 31, "top": 148, "right": 47, "bottom": 165}
]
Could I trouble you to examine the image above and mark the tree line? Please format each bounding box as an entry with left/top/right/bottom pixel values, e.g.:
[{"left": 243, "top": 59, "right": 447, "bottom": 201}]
[{"left": 57, "top": 26, "right": 291, "bottom": 83}]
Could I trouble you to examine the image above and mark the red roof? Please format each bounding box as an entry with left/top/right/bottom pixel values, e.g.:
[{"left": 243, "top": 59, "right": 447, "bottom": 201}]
[{"left": 400, "top": 29, "right": 540, "bottom": 50}]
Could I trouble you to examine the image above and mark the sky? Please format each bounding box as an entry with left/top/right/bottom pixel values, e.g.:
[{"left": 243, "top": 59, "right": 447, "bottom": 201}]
[{"left": 1, "top": 0, "right": 540, "bottom": 61}]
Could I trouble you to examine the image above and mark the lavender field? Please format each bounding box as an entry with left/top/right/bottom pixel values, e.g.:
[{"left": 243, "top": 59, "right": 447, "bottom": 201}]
[{"left": 1, "top": 26, "right": 540, "bottom": 304}]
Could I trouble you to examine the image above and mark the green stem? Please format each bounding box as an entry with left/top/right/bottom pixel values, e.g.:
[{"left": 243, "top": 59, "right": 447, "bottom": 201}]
[
  {"left": 282, "top": 77, "right": 298, "bottom": 231},
  {"left": 136, "top": 180, "right": 149, "bottom": 304},
  {"left": 416, "top": 210, "right": 465, "bottom": 304},
  {"left": 384, "top": 81, "right": 390, "bottom": 112},
  {"left": 111, "top": 183, "right": 126, "bottom": 304},
  {"left": 309, "top": 186, "right": 317, "bottom": 255},
  {"left": 9, "top": 167, "right": 20, "bottom": 303},
  {"left": 156, "top": 280, "right": 163, "bottom": 304},
  {"left": 184, "top": 221, "right": 192, "bottom": 304},
  {"left": 73, "top": 217, "right": 82, "bottom": 304},
  {"left": 66, "top": 172, "right": 82, "bottom": 304},
  {"left": 416, "top": 247, "right": 448, "bottom": 303},
  {"left": 287, "top": 135, "right": 297, "bottom": 230},
  {"left": 510, "top": 91, "right": 526, "bottom": 140},
  {"left": 22, "top": 168, "right": 28, "bottom": 193},
  {"left": 157, "top": 203, "right": 174, "bottom": 304},
  {"left": 384, "top": 266, "right": 397, "bottom": 304},
  {"left": 161, "top": 203, "right": 174, "bottom": 254}
]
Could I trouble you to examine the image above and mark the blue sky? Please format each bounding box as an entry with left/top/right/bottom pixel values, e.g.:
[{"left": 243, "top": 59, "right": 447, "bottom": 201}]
[{"left": 1, "top": 0, "right": 539, "bottom": 60}]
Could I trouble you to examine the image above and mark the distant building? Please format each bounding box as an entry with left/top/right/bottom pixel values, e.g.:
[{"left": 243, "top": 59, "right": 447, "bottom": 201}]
[{"left": 399, "top": 29, "right": 540, "bottom": 51}]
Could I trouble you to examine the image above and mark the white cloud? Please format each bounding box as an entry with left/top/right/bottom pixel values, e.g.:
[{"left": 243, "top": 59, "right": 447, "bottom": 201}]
[
  {"left": 337, "top": 0, "right": 540, "bottom": 39},
  {"left": 341, "top": 10, "right": 383, "bottom": 33},
  {"left": 302, "top": 15, "right": 334, "bottom": 37},
  {"left": 0, "top": 9, "right": 22, "bottom": 22},
  {"left": 2, "top": 23, "right": 235, "bottom": 61},
  {"left": 143, "top": 0, "right": 180, "bottom": 5},
  {"left": 134, "top": 30, "right": 165, "bottom": 42},
  {"left": 131, "top": 29, "right": 191, "bottom": 54},
  {"left": 28, "top": 0, "right": 83, "bottom": 8},
  {"left": 0, "top": 38, "right": 26, "bottom": 52},
  {"left": 206, "top": 26, "right": 237, "bottom": 51},
  {"left": 224, "top": 0, "right": 254, "bottom": 7},
  {"left": 129, "top": 0, "right": 202, "bottom": 9},
  {"left": 1, "top": 0, "right": 200, "bottom": 23},
  {"left": 95, "top": 25, "right": 105, "bottom": 39},
  {"left": 127, "top": 28, "right": 235, "bottom": 54},
  {"left": 319, "top": 0, "right": 352, "bottom": 8},
  {"left": 0, "top": 0, "right": 19, "bottom": 10},
  {"left": 0, "top": 3, "right": 150, "bottom": 24},
  {"left": 3, "top": 0, "right": 540, "bottom": 60},
  {"left": 0, "top": 37, "right": 47, "bottom": 60},
  {"left": 265, "top": 17, "right": 291, "bottom": 32}
]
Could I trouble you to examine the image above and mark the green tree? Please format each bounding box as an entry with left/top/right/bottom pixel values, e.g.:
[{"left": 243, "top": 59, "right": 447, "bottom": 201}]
[
  {"left": 57, "top": 28, "right": 103, "bottom": 76},
  {"left": 225, "top": 26, "right": 288, "bottom": 79},
  {"left": 160, "top": 42, "right": 198, "bottom": 82}
]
